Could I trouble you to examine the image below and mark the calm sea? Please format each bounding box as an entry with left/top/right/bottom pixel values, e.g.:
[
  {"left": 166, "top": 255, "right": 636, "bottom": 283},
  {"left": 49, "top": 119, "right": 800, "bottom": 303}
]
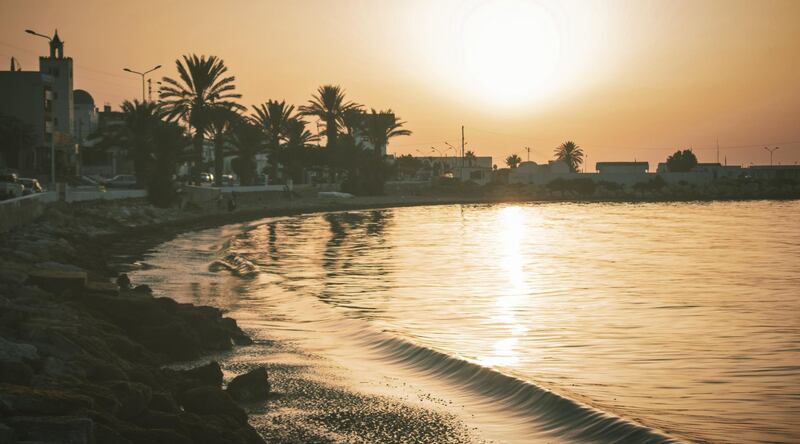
[{"left": 132, "top": 200, "right": 800, "bottom": 443}]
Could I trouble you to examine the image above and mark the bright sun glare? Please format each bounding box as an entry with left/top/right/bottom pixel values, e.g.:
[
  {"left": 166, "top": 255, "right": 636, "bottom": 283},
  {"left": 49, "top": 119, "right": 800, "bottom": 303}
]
[{"left": 457, "top": 0, "right": 562, "bottom": 106}]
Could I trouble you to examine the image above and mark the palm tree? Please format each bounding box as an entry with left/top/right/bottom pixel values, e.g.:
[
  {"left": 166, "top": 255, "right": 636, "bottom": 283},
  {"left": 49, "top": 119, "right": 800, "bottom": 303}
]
[
  {"left": 465, "top": 150, "right": 476, "bottom": 167},
  {"left": 159, "top": 54, "right": 244, "bottom": 177},
  {"left": 282, "top": 117, "right": 319, "bottom": 183},
  {"left": 554, "top": 141, "right": 584, "bottom": 173},
  {"left": 505, "top": 154, "right": 522, "bottom": 168},
  {"left": 229, "top": 117, "right": 264, "bottom": 186},
  {"left": 251, "top": 100, "right": 295, "bottom": 183},
  {"left": 363, "top": 109, "right": 412, "bottom": 160},
  {"left": 299, "top": 85, "right": 359, "bottom": 150},
  {"left": 90, "top": 100, "right": 164, "bottom": 185},
  {"left": 340, "top": 107, "right": 365, "bottom": 139},
  {"left": 205, "top": 106, "right": 239, "bottom": 186},
  {"left": 148, "top": 122, "right": 187, "bottom": 207}
]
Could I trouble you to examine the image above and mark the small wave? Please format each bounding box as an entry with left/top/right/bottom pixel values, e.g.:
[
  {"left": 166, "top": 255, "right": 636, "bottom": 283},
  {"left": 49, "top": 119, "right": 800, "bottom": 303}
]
[
  {"left": 208, "top": 252, "right": 259, "bottom": 278},
  {"left": 348, "top": 330, "right": 681, "bottom": 443}
]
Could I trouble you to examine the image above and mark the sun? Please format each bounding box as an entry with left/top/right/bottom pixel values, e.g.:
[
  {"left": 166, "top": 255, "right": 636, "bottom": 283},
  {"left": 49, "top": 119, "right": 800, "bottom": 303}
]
[{"left": 456, "top": 0, "right": 562, "bottom": 107}]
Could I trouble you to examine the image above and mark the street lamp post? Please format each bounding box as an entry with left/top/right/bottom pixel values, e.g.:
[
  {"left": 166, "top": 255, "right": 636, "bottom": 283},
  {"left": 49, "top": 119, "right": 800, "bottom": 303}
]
[
  {"left": 764, "top": 146, "right": 780, "bottom": 166},
  {"left": 123, "top": 65, "right": 162, "bottom": 102}
]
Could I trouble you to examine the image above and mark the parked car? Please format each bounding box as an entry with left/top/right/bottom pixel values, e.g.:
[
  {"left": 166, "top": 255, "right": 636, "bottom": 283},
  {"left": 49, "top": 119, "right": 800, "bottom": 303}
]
[
  {"left": 103, "top": 174, "right": 138, "bottom": 189},
  {"left": 18, "top": 178, "right": 44, "bottom": 194},
  {"left": 0, "top": 173, "right": 25, "bottom": 199},
  {"left": 198, "top": 172, "right": 214, "bottom": 184},
  {"left": 221, "top": 174, "right": 236, "bottom": 186}
]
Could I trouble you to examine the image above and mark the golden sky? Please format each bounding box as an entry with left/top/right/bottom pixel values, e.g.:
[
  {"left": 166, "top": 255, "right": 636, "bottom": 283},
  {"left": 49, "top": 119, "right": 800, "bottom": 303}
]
[{"left": 2, "top": 0, "right": 799, "bottom": 168}]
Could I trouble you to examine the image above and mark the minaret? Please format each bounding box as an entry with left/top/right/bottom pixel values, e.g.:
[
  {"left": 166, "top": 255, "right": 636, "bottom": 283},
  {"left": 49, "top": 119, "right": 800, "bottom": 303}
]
[{"left": 39, "top": 29, "right": 74, "bottom": 139}]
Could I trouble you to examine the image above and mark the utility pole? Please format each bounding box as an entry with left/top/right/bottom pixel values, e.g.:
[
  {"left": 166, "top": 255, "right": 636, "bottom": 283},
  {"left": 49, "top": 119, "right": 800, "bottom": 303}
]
[
  {"left": 764, "top": 146, "right": 780, "bottom": 166},
  {"left": 525, "top": 146, "right": 531, "bottom": 162}
]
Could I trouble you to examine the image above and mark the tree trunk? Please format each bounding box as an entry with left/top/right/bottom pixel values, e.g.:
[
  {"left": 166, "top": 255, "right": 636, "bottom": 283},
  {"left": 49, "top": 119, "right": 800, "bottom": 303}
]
[
  {"left": 192, "top": 131, "right": 204, "bottom": 184},
  {"left": 213, "top": 136, "right": 224, "bottom": 187},
  {"left": 325, "top": 117, "right": 337, "bottom": 150}
]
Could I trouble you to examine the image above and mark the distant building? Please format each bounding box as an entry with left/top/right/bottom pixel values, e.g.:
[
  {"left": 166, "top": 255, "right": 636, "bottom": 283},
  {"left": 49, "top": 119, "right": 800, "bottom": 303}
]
[
  {"left": 39, "top": 31, "right": 74, "bottom": 139},
  {"left": 73, "top": 89, "right": 97, "bottom": 144},
  {"left": 596, "top": 162, "right": 649, "bottom": 174},
  {"left": 656, "top": 162, "right": 743, "bottom": 179},
  {"left": 0, "top": 31, "right": 83, "bottom": 177},
  {"left": 508, "top": 160, "right": 570, "bottom": 185},
  {"left": 0, "top": 70, "right": 54, "bottom": 148},
  {"left": 746, "top": 165, "right": 800, "bottom": 180},
  {"left": 414, "top": 155, "right": 493, "bottom": 184}
]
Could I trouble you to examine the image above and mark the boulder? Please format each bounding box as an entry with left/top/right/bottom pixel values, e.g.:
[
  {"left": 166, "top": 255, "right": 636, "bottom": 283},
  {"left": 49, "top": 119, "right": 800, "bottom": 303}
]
[
  {"left": 0, "top": 337, "right": 39, "bottom": 362},
  {"left": 26, "top": 262, "right": 88, "bottom": 293},
  {"left": 6, "top": 415, "right": 94, "bottom": 444},
  {"left": 178, "top": 361, "right": 224, "bottom": 387},
  {"left": 178, "top": 386, "right": 247, "bottom": 424},
  {"left": 0, "top": 360, "right": 33, "bottom": 385},
  {"left": 226, "top": 367, "right": 270, "bottom": 402},
  {"left": 0, "top": 384, "right": 94, "bottom": 416},
  {"left": 148, "top": 391, "right": 179, "bottom": 413},
  {"left": 104, "top": 381, "right": 152, "bottom": 419},
  {"left": 0, "top": 422, "right": 14, "bottom": 443}
]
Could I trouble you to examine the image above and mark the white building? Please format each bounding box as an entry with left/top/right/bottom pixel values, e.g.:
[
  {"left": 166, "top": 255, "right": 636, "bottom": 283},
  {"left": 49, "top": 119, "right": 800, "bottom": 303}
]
[
  {"left": 508, "top": 160, "right": 571, "bottom": 184},
  {"left": 596, "top": 161, "right": 649, "bottom": 174},
  {"left": 416, "top": 155, "right": 493, "bottom": 184}
]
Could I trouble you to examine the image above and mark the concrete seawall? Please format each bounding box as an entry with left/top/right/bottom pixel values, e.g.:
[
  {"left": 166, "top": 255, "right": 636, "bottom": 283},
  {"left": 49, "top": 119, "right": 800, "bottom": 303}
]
[{"left": 0, "top": 193, "right": 57, "bottom": 233}]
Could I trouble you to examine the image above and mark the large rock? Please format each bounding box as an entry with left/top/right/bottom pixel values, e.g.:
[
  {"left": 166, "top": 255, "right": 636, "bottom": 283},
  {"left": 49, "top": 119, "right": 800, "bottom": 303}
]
[
  {"left": 6, "top": 415, "right": 94, "bottom": 444},
  {"left": 226, "top": 367, "right": 270, "bottom": 402},
  {"left": 0, "top": 360, "right": 33, "bottom": 385},
  {"left": 0, "top": 384, "right": 94, "bottom": 416},
  {"left": 178, "top": 386, "right": 247, "bottom": 424},
  {"left": 168, "top": 361, "right": 223, "bottom": 389},
  {"left": 0, "top": 422, "right": 14, "bottom": 443},
  {"left": 26, "top": 262, "right": 88, "bottom": 293},
  {"left": 104, "top": 381, "right": 152, "bottom": 419},
  {"left": 0, "top": 337, "right": 39, "bottom": 362}
]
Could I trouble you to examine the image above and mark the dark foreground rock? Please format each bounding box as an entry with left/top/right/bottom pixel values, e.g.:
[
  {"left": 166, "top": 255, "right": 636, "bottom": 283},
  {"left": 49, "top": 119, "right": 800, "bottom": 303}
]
[
  {"left": 227, "top": 367, "right": 271, "bottom": 402},
  {"left": 0, "top": 204, "right": 266, "bottom": 444}
]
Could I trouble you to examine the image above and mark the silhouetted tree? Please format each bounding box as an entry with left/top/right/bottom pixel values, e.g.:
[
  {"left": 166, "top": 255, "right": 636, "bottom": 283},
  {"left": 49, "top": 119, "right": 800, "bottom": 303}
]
[
  {"left": 505, "top": 154, "right": 522, "bottom": 168},
  {"left": 90, "top": 100, "right": 164, "bottom": 186},
  {"left": 229, "top": 118, "right": 264, "bottom": 186},
  {"left": 394, "top": 154, "right": 424, "bottom": 179},
  {"left": 251, "top": 100, "right": 295, "bottom": 183},
  {"left": 665, "top": 149, "right": 698, "bottom": 172},
  {"left": 464, "top": 150, "right": 476, "bottom": 167},
  {"left": 147, "top": 122, "right": 186, "bottom": 207},
  {"left": 363, "top": 109, "right": 412, "bottom": 160},
  {"left": 205, "top": 106, "right": 239, "bottom": 186},
  {"left": 281, "top": 117, "right": 318, "bottom": 183},
  {"left": 554, "top": 141, "right": 584, "bottom": 172},
  {"left": 160, "top": 55, "right": 244, "bottom": 179},
  {"left": 299, "top": 85, "right": 360, "bottom": 151}
]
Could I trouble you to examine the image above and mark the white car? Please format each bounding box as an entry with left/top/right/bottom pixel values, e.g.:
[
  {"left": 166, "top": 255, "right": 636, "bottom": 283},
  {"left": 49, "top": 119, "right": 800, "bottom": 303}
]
[
  {"left": 104, "top": 174, "right": 138, "bottom": 189},
  {"left": 0, "top": 173, "right": 25, "bottom": 198}
]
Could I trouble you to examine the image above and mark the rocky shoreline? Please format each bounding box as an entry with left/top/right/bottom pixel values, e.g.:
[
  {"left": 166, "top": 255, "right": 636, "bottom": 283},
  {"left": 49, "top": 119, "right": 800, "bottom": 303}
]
[
  {"left": 0, "top": 194, "right": 494, "bottom": 444},
  {"left": 0, "top": 201, "right": 282, "bottom": 443}
]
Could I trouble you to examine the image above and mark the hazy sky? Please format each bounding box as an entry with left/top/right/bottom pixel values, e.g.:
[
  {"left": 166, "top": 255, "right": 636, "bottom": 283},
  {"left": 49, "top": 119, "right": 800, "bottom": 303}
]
[{"left": 2, "top": 0, "right": 798, "bottom": 168}]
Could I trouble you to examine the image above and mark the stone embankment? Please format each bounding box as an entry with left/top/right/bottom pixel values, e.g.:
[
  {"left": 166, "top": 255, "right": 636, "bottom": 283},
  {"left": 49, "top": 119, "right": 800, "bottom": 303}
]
[{"left": 0, "top": 200, "right": 272, "bottom": 444}]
